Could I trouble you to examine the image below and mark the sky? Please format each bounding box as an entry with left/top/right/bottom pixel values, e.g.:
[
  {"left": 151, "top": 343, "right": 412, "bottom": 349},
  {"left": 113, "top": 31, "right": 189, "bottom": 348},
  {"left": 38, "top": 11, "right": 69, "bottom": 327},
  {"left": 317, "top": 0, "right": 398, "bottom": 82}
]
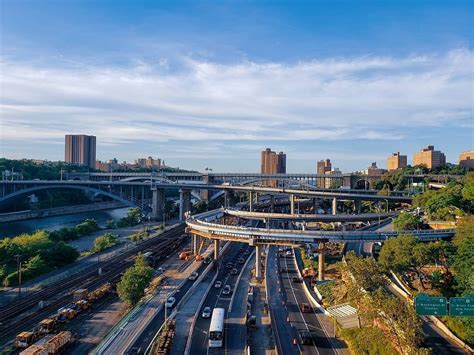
[{"left": 0, "top": 0, "right": 473, "bottom": 173}]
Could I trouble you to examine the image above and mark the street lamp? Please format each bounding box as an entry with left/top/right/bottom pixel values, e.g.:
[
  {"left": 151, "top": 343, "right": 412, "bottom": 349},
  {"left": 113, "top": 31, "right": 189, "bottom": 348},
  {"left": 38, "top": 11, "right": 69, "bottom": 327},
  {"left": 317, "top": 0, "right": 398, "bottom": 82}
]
[{"left": 14, "top": 255, "right": 22, "bottom": 298}]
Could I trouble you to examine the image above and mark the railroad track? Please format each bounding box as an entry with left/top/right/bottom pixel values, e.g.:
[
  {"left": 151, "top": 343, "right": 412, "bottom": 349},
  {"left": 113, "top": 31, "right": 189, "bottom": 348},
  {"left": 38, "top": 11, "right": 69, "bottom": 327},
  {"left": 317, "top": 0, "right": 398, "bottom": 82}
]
[{"left": 0, "top": 224, "right": 187, "bottom": 345}]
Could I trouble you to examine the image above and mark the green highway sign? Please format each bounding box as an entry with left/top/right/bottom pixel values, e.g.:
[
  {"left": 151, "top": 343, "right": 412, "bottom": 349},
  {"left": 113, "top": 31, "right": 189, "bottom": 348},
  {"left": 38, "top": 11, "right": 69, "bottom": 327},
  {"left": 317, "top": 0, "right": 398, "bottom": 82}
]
[
  {"left": 449, "top": 296, "right": 474, "bottom": 317},
  {"left": 415, "top": 295, "right": 448, "bottom": 316}
]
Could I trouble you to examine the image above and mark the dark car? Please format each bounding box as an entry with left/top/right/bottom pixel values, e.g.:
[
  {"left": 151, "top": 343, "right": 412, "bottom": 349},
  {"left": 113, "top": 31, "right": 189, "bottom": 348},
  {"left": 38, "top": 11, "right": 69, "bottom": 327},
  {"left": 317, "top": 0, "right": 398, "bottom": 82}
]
[
  {"left": 225, "top": 262, "right": 234, "bottom": 269},
  {"left": 298, "top": 330, "right": 313, "bottom": 345},
  {"left": 230, "top": 268, "right": 239, "bottom": 275},
  {"left": 292, "top": 276, "right": 303, "bottom": 283}
]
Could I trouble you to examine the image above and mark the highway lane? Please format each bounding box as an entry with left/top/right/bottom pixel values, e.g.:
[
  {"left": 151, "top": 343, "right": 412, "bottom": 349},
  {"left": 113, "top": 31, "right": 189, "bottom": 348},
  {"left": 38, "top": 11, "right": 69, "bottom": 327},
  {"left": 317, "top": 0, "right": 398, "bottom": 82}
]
[
  {"left": 225, "top": 252, "right": 255, "bottom": 354},
  {"left": 280, "top": 249, "right": 338, "bottom": 355},
  {"left": 266, "top": 246, "right": 300, "bottom": 355},
  {"left": 189, "top": 242, "right": 252, "bottom": 355}
]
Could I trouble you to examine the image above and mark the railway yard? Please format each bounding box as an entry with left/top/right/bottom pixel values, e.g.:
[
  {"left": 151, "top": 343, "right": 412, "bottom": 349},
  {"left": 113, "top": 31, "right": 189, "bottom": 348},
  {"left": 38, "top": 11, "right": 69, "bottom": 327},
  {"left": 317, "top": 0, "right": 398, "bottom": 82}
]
[{"left": 0, "top": 224, "right": 192, "bottom": 354}]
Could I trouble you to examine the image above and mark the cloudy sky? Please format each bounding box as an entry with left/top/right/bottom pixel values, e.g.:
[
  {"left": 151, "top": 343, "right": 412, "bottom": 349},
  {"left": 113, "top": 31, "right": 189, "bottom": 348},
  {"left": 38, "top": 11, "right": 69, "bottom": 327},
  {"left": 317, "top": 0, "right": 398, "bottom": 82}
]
[{"left": 0, "top": 0, "right": 473, "bottom": 172}]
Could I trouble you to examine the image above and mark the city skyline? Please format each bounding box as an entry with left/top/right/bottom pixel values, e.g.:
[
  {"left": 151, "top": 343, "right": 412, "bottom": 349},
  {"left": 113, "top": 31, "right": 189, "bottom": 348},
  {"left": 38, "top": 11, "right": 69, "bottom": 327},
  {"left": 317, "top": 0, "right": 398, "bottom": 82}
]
[{"left": 0, "top": 1, "right": 473, "bottom": 172}]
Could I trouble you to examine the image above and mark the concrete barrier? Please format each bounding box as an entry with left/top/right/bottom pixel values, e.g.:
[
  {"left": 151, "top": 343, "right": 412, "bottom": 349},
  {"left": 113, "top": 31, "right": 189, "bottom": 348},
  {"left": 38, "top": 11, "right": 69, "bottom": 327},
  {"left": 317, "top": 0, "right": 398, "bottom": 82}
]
[
  {"left": 229, "top": 251, "right": 255, "bottom": 312},
  {"left": 292, "top": 250, "right": 330, "bottom": 316}
]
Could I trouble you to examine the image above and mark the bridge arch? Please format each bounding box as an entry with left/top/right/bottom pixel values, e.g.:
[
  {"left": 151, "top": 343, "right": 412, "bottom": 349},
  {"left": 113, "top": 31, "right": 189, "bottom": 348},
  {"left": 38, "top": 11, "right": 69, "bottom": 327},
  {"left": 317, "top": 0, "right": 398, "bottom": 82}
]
[{"left": 0, "top": 185, "right": 138, "bottom": 209}]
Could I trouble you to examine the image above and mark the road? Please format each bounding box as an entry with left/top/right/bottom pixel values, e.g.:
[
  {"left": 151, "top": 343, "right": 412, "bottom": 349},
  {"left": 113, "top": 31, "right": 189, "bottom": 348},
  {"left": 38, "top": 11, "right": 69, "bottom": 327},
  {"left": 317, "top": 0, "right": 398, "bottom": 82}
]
[
  {"left": 95, "top": 246, "right": 210, "bottom": 354},
  {"left": 225, "top": 251, "right": 255, "bottom": 354},
  {"left": 267, "top": 246, "right": 346, "bottom": 355},
  {"left": 188, "top": 242, "right": 252, "bottom": 355}
]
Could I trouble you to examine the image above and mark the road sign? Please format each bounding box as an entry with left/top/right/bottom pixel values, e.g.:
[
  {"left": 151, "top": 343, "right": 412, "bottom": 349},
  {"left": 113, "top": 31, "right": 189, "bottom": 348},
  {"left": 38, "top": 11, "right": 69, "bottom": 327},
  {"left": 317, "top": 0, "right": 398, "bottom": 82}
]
[
  {"left": 449, "top": 296, "right": 474, "bottom": 317},
  {"left": 415, "top": 294, "right": 448, "bottom": 316}
]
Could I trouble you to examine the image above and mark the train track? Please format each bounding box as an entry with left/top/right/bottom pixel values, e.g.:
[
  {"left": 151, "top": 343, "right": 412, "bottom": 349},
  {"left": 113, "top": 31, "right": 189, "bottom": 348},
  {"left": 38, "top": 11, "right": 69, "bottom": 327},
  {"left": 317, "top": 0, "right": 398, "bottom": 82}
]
[{"left": 0, "top": 224, "right": 187, "bottom": 345}]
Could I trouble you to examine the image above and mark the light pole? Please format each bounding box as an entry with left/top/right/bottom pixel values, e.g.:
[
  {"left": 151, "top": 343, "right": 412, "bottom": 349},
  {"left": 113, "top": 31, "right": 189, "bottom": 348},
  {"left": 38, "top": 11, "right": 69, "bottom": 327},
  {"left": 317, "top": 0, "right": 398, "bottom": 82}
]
[{"left": 14, "top": 254, "right": 22, "bottom": 298}]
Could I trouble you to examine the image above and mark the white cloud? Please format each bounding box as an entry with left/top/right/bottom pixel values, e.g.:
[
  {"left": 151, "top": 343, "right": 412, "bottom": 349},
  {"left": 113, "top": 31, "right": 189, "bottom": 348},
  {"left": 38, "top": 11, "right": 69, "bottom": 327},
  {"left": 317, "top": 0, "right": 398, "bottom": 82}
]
[{"left": 0, "top": 48, "right": 472, "bottom": 148}]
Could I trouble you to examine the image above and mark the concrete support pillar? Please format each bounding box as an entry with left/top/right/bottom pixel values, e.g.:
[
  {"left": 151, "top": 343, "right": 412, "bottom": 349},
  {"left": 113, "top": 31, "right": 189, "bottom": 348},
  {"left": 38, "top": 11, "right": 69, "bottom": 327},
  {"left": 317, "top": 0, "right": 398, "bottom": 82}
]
[
  {"left": 255, "top": 245, "right": 262, "bottom": 279},
  {"left": 151, "top": 188, "right": 165, "bottom": 221},
  {"left": 179, "top": 189, "right": 192, "bottom": 221},
  {"left": 193, "top": 234, "right": 200, "bottom": 255},
  {"left": 313, "top": 198, "right": 318, "bottom": 214},
  {"left": 224, "top": 190, "right": 231, "bottom": 208},
  {"left": 332, "top": 197, "right": 337, "bottom": 215},
  {"left": 214, "top": 239, "right": 220, "bottom": 261},
  {"left": 249, "top": 191, "right": 254, "bottom": 212},
  {"left": 318, "top": 242, "right": 325, "bottom": 281},
  {"left": 354, "top": 200, "right": 361, "bottom": 214},
  {"left": 290, "top": 194, "right": 295, "bottom": 215},
  {"left": 270, "top": 195, "right": 275, "bottom": 212}
]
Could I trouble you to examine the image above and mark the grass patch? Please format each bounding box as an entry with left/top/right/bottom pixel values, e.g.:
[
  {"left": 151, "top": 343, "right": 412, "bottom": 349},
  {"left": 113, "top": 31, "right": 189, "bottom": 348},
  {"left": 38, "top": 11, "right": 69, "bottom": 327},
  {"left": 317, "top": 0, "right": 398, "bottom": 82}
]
[{"left": 340, "top": 326, "right": 398, "bottom": 355}]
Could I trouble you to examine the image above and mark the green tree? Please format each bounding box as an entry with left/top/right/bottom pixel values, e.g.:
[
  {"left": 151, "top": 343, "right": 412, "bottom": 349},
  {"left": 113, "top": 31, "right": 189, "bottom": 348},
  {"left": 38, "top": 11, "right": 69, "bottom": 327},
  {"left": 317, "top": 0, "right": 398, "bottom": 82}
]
[
  {"left": 345, "top": 252, "right": 388, "bottom": 292},
  {"left": 372, "top": 289, "right": 424, "bottom": 353},
  {"left": 116, "top": 254, "right": 154, "bottom": 306},
  {"left": 393, "top": 212, "right": 422, "bottom": 231},
  {"left": 92, "top": 233, "right": 118, "bottom": 252}
]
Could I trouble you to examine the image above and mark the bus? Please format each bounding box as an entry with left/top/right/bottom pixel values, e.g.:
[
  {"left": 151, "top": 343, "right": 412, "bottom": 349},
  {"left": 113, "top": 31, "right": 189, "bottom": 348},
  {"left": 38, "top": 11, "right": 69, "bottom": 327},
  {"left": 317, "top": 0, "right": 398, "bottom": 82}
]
[{"left": 208, "top": 308, "right": 225, "bottom": 348}]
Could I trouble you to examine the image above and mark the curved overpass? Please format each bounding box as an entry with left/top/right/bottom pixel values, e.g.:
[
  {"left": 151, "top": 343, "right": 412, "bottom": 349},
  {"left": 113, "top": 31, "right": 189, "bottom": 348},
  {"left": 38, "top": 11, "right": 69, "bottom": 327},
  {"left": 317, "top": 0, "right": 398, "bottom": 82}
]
[
  {"left": 223, "top": 208, "right": 399, "bottom": 222},
  {"left": 186, "top": 210, "right": 454, "bottom": 244}
]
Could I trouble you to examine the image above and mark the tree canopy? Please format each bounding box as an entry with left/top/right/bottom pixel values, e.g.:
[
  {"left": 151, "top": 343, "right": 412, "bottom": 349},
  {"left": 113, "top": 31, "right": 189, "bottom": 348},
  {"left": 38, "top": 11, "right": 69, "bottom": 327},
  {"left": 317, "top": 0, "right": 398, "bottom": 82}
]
[{"left": 116, "top": 253, "right": 154, "bottom": 306}]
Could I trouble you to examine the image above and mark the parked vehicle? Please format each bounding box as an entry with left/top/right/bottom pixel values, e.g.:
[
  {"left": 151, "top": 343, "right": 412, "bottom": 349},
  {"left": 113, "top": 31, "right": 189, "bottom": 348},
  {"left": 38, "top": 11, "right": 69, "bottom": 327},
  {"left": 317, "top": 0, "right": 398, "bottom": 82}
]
[{"left": 247, "top": 315, "right": 256, "bottom": 329}]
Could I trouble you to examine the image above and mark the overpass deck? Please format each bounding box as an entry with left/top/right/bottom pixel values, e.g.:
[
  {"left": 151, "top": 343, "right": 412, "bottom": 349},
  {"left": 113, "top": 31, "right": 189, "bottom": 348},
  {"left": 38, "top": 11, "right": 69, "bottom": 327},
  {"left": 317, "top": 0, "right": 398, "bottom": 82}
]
[
  {"left": 224, "top": 208, "right": 398, "bottom": 222},
  {"left": 186, "top": 210, "right": 454, "bottom": 244}
]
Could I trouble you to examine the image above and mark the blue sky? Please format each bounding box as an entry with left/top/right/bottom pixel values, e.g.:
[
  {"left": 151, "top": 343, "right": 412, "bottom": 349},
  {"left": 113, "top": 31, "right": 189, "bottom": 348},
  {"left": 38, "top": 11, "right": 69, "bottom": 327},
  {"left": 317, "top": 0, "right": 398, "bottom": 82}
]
[{"left": 0, "top": 0, "right": 473, "bottom": 172}]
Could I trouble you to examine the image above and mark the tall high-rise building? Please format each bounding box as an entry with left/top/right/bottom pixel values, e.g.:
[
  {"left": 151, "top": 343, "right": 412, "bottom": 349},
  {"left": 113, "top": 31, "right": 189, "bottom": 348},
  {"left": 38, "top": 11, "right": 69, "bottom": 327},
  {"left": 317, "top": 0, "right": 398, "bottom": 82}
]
[
  {"left": 261, "top": 148, "right": 286, "bottom": 186},
  {"left": 261, "top": 148, "right": 286, "bottom": 174},
  {"left": 65, "top": 134, "right": 96, "bottom": 169},
  {"left": 459, "top": 150, "right": 474, "bottom": 169},
  {"left": 316, "top": 159, "right": 332, "bottom": 188},
  {"left": 387, "top": 152, "right": 407, "bottom": 171},
  {"left": 413, "top": 145, "right": 446, "bottom": 169}
]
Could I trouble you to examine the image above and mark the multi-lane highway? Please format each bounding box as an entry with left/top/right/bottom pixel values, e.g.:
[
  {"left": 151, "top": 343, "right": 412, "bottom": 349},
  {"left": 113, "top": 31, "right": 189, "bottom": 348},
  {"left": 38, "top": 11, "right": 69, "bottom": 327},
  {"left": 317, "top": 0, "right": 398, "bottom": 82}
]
[
  {"left": 189, "top": 242, "right": 252, "bottom": 354},
  {"left": 266, "top": 246, "right": 347, "bottom": 354}
]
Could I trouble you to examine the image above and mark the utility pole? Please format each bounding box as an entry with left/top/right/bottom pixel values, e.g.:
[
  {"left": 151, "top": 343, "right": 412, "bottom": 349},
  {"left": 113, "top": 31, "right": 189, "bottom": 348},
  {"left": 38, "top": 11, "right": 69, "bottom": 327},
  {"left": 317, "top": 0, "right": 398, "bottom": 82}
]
[{"left": 14, "top": 254, "right": 22, "bottom": 298}]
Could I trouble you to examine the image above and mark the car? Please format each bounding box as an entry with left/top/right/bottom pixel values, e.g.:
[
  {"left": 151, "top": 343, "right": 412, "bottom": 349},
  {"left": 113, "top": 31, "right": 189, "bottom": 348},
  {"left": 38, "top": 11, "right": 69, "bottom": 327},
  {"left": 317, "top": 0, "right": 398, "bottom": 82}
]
[
  {"left": 165, "top": 297, "right": 176, "bottom": 308},
  {"left": 230, "top": 268, "right": 238, "bottom": 275},
  {"left": 300, "top": 303, "right": 311, "bottom": 313},
  {"left": 278, "top": 247, "right": 284, "bottom": 252},
  {"left": 201, "top": 306, "right": 212, "bottom": 318},
  {"left": 286, "top": 250, "right": 293, "bottom": 256},
  {"left": 214, "top": 281, "right": 222, "bottom": 288},
  {"left": 222, "top": 285, "right": 232, "bottom": 295},
  {"left": 247, "top": 315, "right": 257, "bottom": 329},
  {"left": 188, "top": 272, "right": 199, "bottom": 281},
  {"left": 298, "top": 330, "right": 313, "bottom": 345},
  {"left": 225, "top": 262, "right": 234, "bottom": 269},
  {"left": 238, "top": 258, "right": 245, "bottom": 264},
  {"left": 203, "top": 257, "right": 211, "bottom": 264},
  {"left": 292, "top": 276, "right": 303, "bottom": 283}
]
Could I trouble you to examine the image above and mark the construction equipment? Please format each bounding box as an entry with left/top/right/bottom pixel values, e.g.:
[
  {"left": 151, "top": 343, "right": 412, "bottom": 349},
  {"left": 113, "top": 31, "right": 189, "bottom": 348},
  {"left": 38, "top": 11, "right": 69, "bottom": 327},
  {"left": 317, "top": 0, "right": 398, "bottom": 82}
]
[
  {"left": 57, "top": 307, "right": 77, "bottom": 322},
  {"left": 20, "top": 331, "right": 73, "bottom": 355},
  {"left": 179, "top": 250, "right": 191, "bottom": 260},
  {"left": 73, "top": 289, "right": 88, "bottom": 302},
  {"left": 15, "top": 331, "right": 38, "bottom": 348},
  {"left": 38, "top": 319, "right": 56, "bottom": 334}
]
